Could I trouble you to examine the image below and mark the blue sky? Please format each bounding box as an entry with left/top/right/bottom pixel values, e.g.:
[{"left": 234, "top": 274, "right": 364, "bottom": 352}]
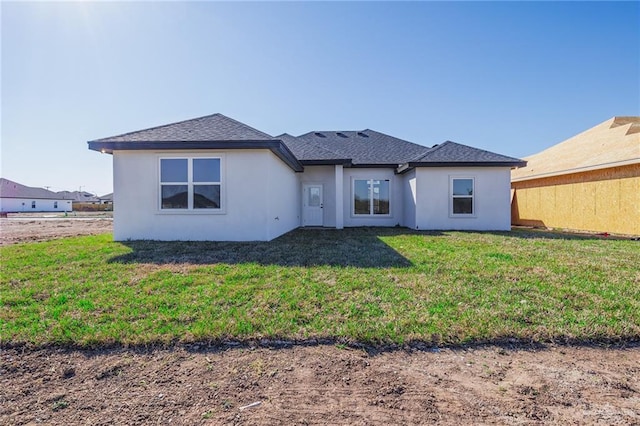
[{"left": 2, "top": 1, "right": 638, "bottom": 195}]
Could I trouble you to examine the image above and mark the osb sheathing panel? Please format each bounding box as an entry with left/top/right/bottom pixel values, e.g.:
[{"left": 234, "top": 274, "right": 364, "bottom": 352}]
[
  {"left": 514, "top": 164, "right": 639, "bottom": 188},
  {"left": 511, "top": 164, "right": 640, "bottom": 235}
]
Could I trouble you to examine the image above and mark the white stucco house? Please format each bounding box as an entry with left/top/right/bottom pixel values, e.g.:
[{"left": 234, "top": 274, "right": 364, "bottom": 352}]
[{"left": 88, "top": 114, "right": 525, "bottom": 241}]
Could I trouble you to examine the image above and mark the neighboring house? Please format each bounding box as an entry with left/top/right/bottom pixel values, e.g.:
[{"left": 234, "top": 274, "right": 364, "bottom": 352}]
[
  {"left": 98, "top": 193, "right": 113, "bottom": 205},
  {"left": 0, "top": 178, "right": 73, "bottom": 213},
  {"left": 511, "top": 117, "right": 640, "bottom": 235},
  {"left": 55, "top": 191, "right": 101, "bottom": 205},
  {"left": 88, "top": 114, "right": 525, "bottom": 241}
]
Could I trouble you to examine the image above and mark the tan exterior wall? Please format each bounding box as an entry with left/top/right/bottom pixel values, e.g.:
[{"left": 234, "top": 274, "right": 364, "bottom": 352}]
[{"left": 511, "top": 164, "right": 640, "bottom": 235}]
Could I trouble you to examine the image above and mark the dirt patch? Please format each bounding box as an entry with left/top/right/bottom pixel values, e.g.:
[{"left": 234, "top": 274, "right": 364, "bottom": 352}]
[
  {"left": 1, "top": 343, "right": 638, "bottom": 425},
  {"left": 0, "top": 215, "right": 112, "bottom": 245}
]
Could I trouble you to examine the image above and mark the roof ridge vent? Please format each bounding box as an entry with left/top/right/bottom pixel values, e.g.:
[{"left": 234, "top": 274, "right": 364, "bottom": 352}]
[
  {"left": 314, "top": 132, "right": 326, "bottom": 138},
  {"left": 336, "top": 132, "right": 348, "bottom": 138},
  {"left": 357, "top": 132, "right": 369, "bottom": 138}
]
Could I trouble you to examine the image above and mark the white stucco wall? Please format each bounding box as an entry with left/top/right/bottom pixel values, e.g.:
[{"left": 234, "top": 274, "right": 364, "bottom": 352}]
[
  {"left": 113, "top": 149, "right": 300, "bottom": 241},
  {"left": 414, "top": 167, "right": 512, "bottom": 231},
  {"left": 402, "top": 169, "right": 417, "bottom": 229},
  {"left": 266, "top": 153, "right": 301, "bottom": 240},
  {"left": 342, "top": 168, "right": 404, "bottom": 227},
  {"left": 0, "top": 198, "right": 73, "bottom": 213},
  {"left": 299, "top": 166, "right": 336, "bottom": 227}
]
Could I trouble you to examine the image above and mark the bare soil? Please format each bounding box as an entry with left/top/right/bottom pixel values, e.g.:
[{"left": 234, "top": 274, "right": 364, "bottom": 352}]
[
  {"left": 0, "top": 214, "right": 113, "bottom": 245},
  {"left": 2, "top": 217, "right": 639, "bottom": 424},
  {"left": 1, "top": 343, "right": 638, "bottom": 425}
]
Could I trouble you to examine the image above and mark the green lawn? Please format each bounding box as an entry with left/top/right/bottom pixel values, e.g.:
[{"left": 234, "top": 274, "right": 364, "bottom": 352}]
[{"left": 1, "top": 228, "right": 639, "bottom": 346}]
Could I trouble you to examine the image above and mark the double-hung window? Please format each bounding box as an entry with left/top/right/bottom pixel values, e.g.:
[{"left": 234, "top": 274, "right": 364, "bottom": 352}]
[
  {"left": 353, "top": 179, "right": 390, "bottom": 215},
  {"left": 160, "top": 157, "right": 222, "bottom": 211},
  {"left": 451, "top": 177, "right": 474, "bottom": 215}
]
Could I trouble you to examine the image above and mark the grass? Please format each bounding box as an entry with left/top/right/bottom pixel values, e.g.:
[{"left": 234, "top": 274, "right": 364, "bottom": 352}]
[{"left": 1, "top": 228, "right": 639, "bottom": 346}]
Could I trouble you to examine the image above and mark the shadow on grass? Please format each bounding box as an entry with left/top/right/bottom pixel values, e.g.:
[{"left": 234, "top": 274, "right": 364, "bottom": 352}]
[
  {"left": 180, "top": 336, "right": 640, "bottom": 357},
  {"left": 107, "top": 226, "right": 630, "bottom": 267},
  {"left": 507, "top": 227, "right": 637, "bottom": 241},
  {"left": 6, "top": 336, "right": 638, "bottom": 357},
  {"left": 108, "top": 227, "right": 416, "bottom": 268}
]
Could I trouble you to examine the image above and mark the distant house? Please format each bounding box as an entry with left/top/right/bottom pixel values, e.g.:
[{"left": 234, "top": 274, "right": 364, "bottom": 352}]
[
  {"left": 0, "top": 178, "right": 73, "bottom": 213},
  {"left": 55, "top": 191, "right": 101, "bottom": 205},
  {"left": 88, "top": 113, "right": 525, "bottom": 241},
  {"left": 511, "top": 117, "right": 640, "bottom": 235},
  {"left": 98, "top": 193, "right": 113, "bottom": 205}
]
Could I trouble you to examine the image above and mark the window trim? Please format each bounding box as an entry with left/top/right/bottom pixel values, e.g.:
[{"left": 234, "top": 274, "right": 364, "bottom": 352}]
[
  {"left": 449, "top": 176, "right": 475, "bottom": 218},
  {"left": 158, "top": 155, "right": 226, "bottom": 214},
  {"left": 351, "top": 177, "right": 392, "bottom": 217}
]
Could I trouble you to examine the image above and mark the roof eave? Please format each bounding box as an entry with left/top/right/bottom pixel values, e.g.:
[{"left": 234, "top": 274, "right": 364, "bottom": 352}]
[
  {"left": 349, "top": 163, "right": 400, "bottom": 169},
  {"left": 271, "top": 140, "right": 305, "bottom": 172},
  {"left": 398, "top": 160, "right": 527, "bottom": 173},
  {"left": 300, "top": 159, "right": 353, "bottom": 166},
  {"left": 511, "top": 158, "right": 639, "bottom": 182},
  {"left": 0, "top": 195, "right": 71, "bottom": 200},
  {"left": 87, "top": 139, "right": 304, "bottom": 172}
]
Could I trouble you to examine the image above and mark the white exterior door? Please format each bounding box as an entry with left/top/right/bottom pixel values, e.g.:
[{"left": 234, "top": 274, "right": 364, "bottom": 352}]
[{"left": 302, "top": 184, "right": 323, "bottom": 226}]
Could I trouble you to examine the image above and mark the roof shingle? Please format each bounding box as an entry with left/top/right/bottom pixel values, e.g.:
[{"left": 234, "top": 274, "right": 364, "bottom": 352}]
[
  {"left": 277, "top": 133, "right": 349, "bottom": 163},
  {"left": 410, "top": 141, "right": 526, "bottom": 166},
  {"left": 93, "top": 113, "right": 274, "bottom": 143},
  {"left": 0, "top": 178, "right": 62, "bottom": 200},
  {"left": 290, "top": 130, "right": 431, "bottom": 165},
  {"left": 87, "top": 113, "right": 525, "bottom": 171}
]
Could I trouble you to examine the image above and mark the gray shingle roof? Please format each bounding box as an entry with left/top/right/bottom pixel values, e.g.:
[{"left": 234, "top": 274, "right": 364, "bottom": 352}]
[
  {"left": 277, "top": 133, "right": 350, "bottom": 163},
  {"left": 55, "top": 191, "right": 100, "bottom": 203},
  {"left": 291, "top": 130, "right": 431, "bottom": 165},
  {"left": 409, "top": 141, "right": 527, "bottom": 166},
  {"left": 0, "top": 178, "right": 62, "bottom": 200},
  {"left": 88, "top": 114, "right": 303, "bottom": 172},
  {"left": 93, "top": 113, "right": 274, "bottom": 142},
  {"left": 88, "top": 114, "right": 525, "bottom": 171}
]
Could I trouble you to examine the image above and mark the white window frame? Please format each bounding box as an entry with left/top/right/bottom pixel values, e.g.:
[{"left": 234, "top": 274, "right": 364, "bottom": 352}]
[
  {"left": 351, "top": 177, "right": 392, "bottom": 217},
  {"left": 450, "top": 176, "right": 475, "bottom": 218},
  {"left": 158, "top": 155, "right": 225, "bottom": 214}
]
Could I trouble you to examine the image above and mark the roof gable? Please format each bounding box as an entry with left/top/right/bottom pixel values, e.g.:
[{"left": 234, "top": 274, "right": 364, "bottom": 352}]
[{"left": 92, "top": 113, "right": 274, "bottom": 143}]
